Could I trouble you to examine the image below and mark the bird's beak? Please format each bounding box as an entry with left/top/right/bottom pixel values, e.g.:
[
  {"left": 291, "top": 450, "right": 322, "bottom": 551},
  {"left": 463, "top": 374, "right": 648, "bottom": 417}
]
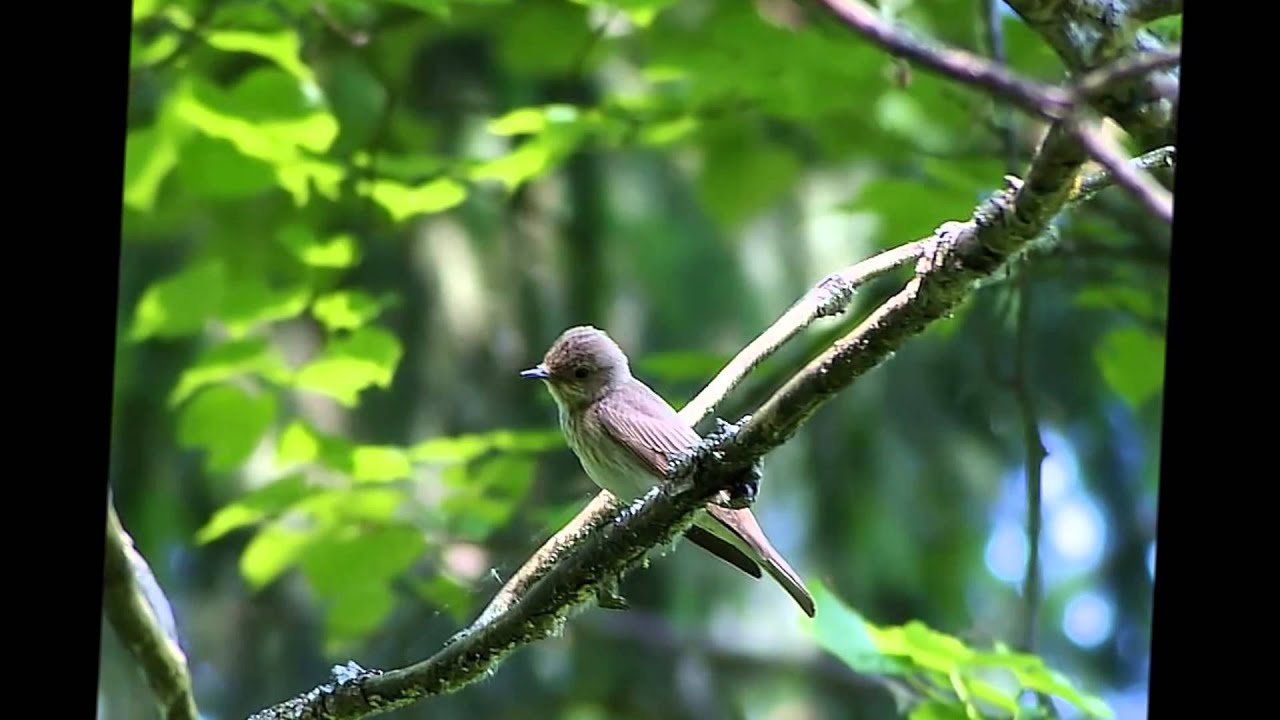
[{"left": 520, "top": 364, "right": 550, "bottom": 380}]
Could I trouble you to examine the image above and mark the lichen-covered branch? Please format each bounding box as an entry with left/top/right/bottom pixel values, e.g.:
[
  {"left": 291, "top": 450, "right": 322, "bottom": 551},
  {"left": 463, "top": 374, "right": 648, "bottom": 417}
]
[
  {"left": 1004, "top": 0, "right": 1180, "bottom": 147},
  {"left": 103, "top": 501, "right": 199, "bottom": 720},
  {"left": 1128, "top": 0, "right": 1182, "bottom": 23}
]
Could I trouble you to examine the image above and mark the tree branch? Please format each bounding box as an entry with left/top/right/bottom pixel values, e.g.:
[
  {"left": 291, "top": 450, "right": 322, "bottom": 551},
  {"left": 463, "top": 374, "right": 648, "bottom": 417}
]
[
  {"left": 1071, "top": 120, "right": 1174, "bottom": 222},
  {"left": 813, "top": 0, "right": 1177, "bottom": 224},
  {"left": 103, "top": 500, "right": 199, "bottom": 720},
  {"left": 1126, "top": 0, "right": 1182, "bottom": 24},
  {"left": 1003, "top": 0, "right": 1180, "bottom": 147}
]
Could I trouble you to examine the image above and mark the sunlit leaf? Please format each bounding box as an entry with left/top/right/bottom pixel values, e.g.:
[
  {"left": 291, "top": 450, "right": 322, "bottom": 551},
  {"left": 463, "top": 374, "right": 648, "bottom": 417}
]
[
  {"left": 350, "top": 445, "right": 412, "bottom": 482},
  {"left": 277, "top": 224, "right": 361, "bottom": 268},
  {"left": 487, "top": 104, "right": 580, "bottom": 136},
  {"left": 312, "top": 290, "right": 386, "bottom": 331},
  {"left": 220, "top": 277, "right": 311, "bottom": 336},
  {"left": 241, "top": 522, "right": 316, "bottom": 588},
  {"left": 808, "top": 580, "right": 907, "bottom": 675},
  {"left": 176, "top": 385, "right": 277, "bottom": 472},
  {"left": 409, "top": 428, "right": 563, "bottom": 464},
  {"left": 410, "top": 434, "right": 493, "bottom": 465},
  {"left": 294, "top": 326, "right": 403, "bottom": 406},
  {"left": 359, "top": 177, "right": 467, "bottom": 222},
  {"left": 1095, "top": 326, "right": 1165, "bottom": 410},
  {"left": 470, "top": 140, "right": 559, "bottom": 191},
  {"left": 131, "top": 260, "right": 226, "bottom": 340},
  {"left": 123, "top": 126, "right": 180, "bottom": 211},
  {"left": 196, "top": 474, "right": 316, "bottom": 544},
  {"left": 278, "top": 421, "right": 321, "bottom": 465},
  {"left": 170, "top": 338, "right": 293, "bottom": 406},
  {"left": 170, "top": 71, "right": 340, "bottom": 204},
  {"left": 296, "top": 487, "right": 405, "bottom": 525},
  {"left": 568, "top": 0, "right": 679, "bottom": 27},
  {"left": 204, "top": 29, "right": 314, "bottom": 84},
  {"left": 969, "top": 648, "right": 1114, "bottom": 718}
]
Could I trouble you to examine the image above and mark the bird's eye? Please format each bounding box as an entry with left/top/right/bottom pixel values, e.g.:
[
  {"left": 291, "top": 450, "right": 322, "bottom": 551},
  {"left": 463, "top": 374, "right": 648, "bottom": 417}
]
[{"left": 574, "top": 367, "right": 589, "bottom": 379}]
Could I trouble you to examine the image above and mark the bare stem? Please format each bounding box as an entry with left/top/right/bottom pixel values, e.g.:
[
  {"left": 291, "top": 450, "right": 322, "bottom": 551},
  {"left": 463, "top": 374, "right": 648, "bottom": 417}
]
[{"left": 103, "top": 499, "right": 199, "bottom": 720}]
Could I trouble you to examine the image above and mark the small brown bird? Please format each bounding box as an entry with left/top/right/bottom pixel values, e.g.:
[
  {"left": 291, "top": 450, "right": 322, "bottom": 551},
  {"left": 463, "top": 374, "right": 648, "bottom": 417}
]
[{"left": 522, "top": 325, "right": 815, "bottom": 617}]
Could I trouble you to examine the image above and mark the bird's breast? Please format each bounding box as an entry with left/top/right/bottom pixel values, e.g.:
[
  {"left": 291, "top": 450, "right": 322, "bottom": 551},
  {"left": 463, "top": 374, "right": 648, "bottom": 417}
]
[{"left": 562, "top": 406, "right": 657, "bottom": 500}]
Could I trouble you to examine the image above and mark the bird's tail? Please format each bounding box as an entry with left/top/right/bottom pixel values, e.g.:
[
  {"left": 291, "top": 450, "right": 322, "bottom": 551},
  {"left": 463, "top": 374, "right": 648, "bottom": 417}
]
[{"left": 704, "top": 505, "right": 816, "bottom": 618}]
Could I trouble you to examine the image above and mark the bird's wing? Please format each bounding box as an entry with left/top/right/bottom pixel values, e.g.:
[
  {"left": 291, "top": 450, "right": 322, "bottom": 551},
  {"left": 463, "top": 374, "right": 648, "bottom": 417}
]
[
  {"left": 594, "top": 383, "right": 763, "bottom": 579},
  {"left": 592, "top": 382, "right": 703, "bottom": 478}
]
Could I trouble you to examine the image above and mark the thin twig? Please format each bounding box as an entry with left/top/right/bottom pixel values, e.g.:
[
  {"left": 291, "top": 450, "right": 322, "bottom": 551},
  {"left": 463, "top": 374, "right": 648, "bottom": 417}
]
[
  {"left": 1072, "top": 121, "right": 1174, "bottom": 223},
  {"left": 815, "top": 0, "right": 1073, "bottom": 120},
  {"left": 103, "top": 499, "right": 199, "bottom": 720},
  {"left": 1071, "top": 49, "right": 1182, "bottom": 99},
  {"left": 680, "top": 240, "right": 927, "bottom": 425}
]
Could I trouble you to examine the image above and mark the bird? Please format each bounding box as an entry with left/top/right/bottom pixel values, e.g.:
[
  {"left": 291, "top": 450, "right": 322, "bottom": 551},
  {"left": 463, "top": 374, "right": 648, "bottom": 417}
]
[{"left": 521, "top": 325, "right": 815, "bottom": 617}]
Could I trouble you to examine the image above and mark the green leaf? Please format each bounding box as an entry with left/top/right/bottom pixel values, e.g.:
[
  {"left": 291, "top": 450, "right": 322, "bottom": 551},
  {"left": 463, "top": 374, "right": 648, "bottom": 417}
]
[
  {"left": 1074, "top": 286, "right": 1158, "bottom": 319},
  {"left": 908, "top": 702, "right": 968, "bottom": 720},
  {"left": 277, "top": 224, "right": 361, "bottom": 268},
  {"left": 176, "top": 385, "right": 277, "bottom": 472},
  {"left": 410, "top": 434, "right": 493, "bottom": 465},
  {"left": 409, "top": 428, "right": 564, "bottom": 464},
  {"left": 808, "top": 579, "right": 908, "bottom": 675},
  {"left": 170, "top": 71, "right": 341, "bottom": 204},
  {"left": 175, "top": 134, "right": 278, "bottom": 200},
  {"left": 1095, "top": 326, "right": 1166, "bottom": 410},
  {"left": 219, "top": 277, "right": 312, "bottom": 336},
  {"left": 487, "top": 104, "right": 580, "bottom": 136},
  {"left": 301, "top": 524, "right": 427, "bottom": 644},
  {"left": 294, "top": 326, "right": 404, "bottom": 406},
  {"left": 383, "top": 0, "right": 451, "bottom": 18},
  {"left": 969, "top": 648, "right": 1113, "bottom": 718},
  {"left": 195, "top": 474, "right": 316, "bottom": 544},
  {"left": 470, "top": 140, "right": 559, "bottom": 191},
  {"left": 312, "top": 290, "right": 386, "bottom": 331},
  {"left": 568, "top": 0, "right": 679, "bottom": 27},
  {"left": 874, "top": 89, "right": 955, "bottom": 155},
  {"left": 414, "top": 575, "right": 475, "bottom": 623},
  {"left": 350, "top": 445, "right": 412, "bottom": 482},
  {"left": 131, "top": 260, "right": 227, "bottom": 340},
  {"left": 443, "top": 454, "right": 537, "bottom": 541},
  {"left": 301, "top": 524, "right": 426, "bottom": 596},
  {"left": 241, "top": 522, "right": 316, "bottom": 588},
  {"left": 636, "top": 350, "right": 727, "bottom": 384},
  {"left": 359, "top": 177, "right": 468, "bottom": 222},
  {"left": 123, "top": 126, "right": 180, "bottom": 211},
  {"left": 842, "top": 177, "right": 980, "bottom": 249},
  {"left": 698, "top": 129, "right": 801, "bottom": 228},
  {"left": 170, "top": 338, "right": 293, "bottom": 406},
  {"left": 278, "top": 421, "right": 321, "bottom": 465},
  {"left": 204, "top": 28, "right": 314, "bottom": 85},
  {"left": 296, "top": 487, "right": 405, "bottom": 525}
]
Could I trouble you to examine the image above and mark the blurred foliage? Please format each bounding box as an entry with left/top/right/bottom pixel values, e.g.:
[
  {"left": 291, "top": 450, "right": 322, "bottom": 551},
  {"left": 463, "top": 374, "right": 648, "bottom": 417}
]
[{"left": 106, "top": 1, "right": 1175, "bottom": 719}]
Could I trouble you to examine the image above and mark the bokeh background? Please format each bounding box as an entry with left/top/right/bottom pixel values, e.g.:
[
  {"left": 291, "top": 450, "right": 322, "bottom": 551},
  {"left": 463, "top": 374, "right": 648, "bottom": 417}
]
[{"left": 103, "top": 1, "right": 1176, "bottom": 719}]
